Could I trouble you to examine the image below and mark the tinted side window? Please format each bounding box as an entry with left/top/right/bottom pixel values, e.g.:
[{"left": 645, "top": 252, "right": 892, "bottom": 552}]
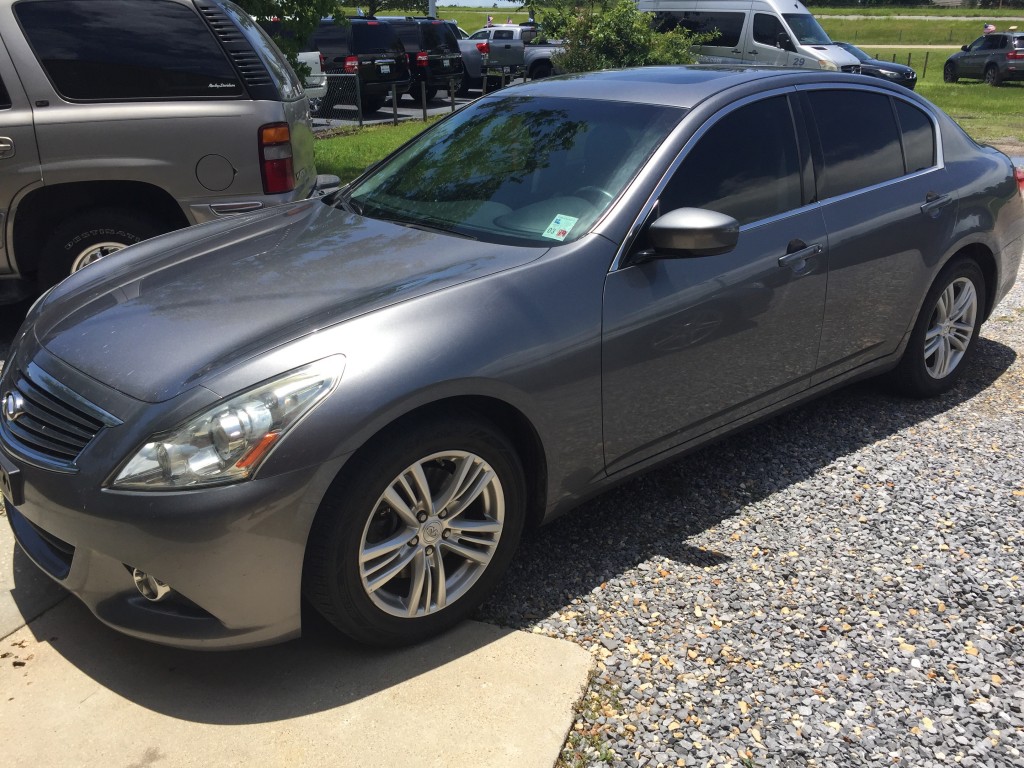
[
  {"left": 660, "top": 96, "right": 801, "bottom": 226},
  {"left": 700, "top": 12, "right": 745, "bottom": 48},
  {"left": 0, "top": 75, "right": 9, "bottom": 109},
  {"left": 894, "top": 101, "right": 935, "bottom": 174},
  {"left": 753, "top": 14, "right": 787, "bottom": 46},
  {"left": 808, "top": 90, "right": 903, "bottom": 199},
  {"left": 15, "top": 0, "right": 242, "bottom": 101},
  {"left": 656, "top": 11, "right": 744, "bottom": 48},
  {"left": 494, "top": 30, "right": 514, "bottom": 40}
]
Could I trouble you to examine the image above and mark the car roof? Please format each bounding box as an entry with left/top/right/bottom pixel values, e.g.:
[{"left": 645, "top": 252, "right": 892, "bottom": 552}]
[{"left": 496, "top": 66, "right": 898, "bottom": 110}]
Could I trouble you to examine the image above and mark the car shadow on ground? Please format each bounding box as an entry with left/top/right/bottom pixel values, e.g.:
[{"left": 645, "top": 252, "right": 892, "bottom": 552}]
[{"left": 476, "top": 335, "right": 1017, "bottom": 629}]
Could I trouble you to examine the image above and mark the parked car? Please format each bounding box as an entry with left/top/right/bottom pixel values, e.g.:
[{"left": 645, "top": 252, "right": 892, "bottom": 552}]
[
  {"left": 3, "top": 67, "right": 1022, "bottom": 650},
  {"left": 376, "top": 17, "right": 463, "bottom": 102},
  {"left": 0, "top": 0, "right": 324, "bottom": 300},
  {"left": 833, "top": 41, "right": 917, "bottom": 89},
  {"left": 306, "top": 17, "right": 411, "bottom": 114},
  {"left": 460, "top": 22, "right": 565, "bottom": 88},
  {"left": 944, "top": 30, "right": 1024, "bottom": 86},
  {"left": 1014, "top": 157, "right": 1024, "bottom": 198},
  {"left": 298, "top": 50, "right": 328, "bottom": 114}
]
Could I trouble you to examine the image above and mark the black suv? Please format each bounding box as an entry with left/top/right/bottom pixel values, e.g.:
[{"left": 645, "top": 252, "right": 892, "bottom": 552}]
[
  {"left": 309, "top": 17, "right": 411, "bottom": 114},
  {"left": 377, "top": 17, "right": 463, "bottom": 102}
]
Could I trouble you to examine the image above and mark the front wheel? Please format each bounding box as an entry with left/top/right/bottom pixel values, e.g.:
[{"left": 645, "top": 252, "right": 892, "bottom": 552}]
[
  {"left": 303, "top": 415, "right": 526, "bottom": 646},
  {"left": 891, "top": 258, "right": 984, "bottom": 398},
  {"left": 39, "top": 208, "right": 164, "bottom": 289},
  {"left": 984, "top": 65, "right": 1002, "bottom": 87},
  {"left": 943, "top": 63, "right": 958, "bottom": 83}
]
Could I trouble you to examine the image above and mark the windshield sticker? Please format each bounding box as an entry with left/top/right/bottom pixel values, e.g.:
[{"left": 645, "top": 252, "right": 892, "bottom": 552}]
[{"left": 542, "top": 214, "right": 579, "bottom": 242}]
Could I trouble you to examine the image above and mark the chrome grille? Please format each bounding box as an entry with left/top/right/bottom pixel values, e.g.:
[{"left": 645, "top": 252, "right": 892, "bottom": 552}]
[{"left": 1, "top": 364, "right": 112, "bottom": 465}]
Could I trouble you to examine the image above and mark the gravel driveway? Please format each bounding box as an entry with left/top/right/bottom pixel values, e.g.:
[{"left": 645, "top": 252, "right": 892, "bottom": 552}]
[{"left": 478, "top": 280, "right": 1024, "bottom": 767}]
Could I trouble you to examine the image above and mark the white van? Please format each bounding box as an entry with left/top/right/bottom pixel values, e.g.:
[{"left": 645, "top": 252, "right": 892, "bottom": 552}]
[{"left": 638, "top": 0, "right": 860, "bottom": 72}]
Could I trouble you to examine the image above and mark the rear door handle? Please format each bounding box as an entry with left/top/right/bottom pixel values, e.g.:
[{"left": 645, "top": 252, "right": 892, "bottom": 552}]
[
  {"left": 0, "top": 137, "right": 13, "bottom": 159},
  {"left": 921, "top": 193, "right": 953, "bottom": 217},
  {"left": 778, "top": 241, "right": 822, "bottom": 271}
]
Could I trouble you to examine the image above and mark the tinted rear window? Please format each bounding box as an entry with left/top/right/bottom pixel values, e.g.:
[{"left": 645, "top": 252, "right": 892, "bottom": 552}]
[
  {"left": 0, "top": 75, "right": 9, "bottom": 108},
  {"left": 353, "top": 23, "right": 403, "bottom": 53},
  {"left": 808, "top": 90, "right": 904, "bottom": 199},
  {"left": 16, "top": 0, "right": 242, "bottom": 101},
  {"left": 1014, "top": 36, "right": 1024, "bottom": 50}
]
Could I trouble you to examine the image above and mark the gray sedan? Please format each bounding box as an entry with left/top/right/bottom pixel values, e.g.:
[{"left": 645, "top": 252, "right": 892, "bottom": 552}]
[{"left": 2, "top": 67, "right": 1022, "bottom": 649}]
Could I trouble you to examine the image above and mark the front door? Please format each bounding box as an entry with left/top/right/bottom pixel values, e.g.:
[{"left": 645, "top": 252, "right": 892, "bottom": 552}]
[{"left": 602, "top": 94, "right": 827, "bottom": 473}]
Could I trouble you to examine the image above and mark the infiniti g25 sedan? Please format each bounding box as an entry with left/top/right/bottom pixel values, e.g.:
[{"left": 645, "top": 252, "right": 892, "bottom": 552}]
[{"left": 2, "top": 67, "right": 1022, "bottom": 649}]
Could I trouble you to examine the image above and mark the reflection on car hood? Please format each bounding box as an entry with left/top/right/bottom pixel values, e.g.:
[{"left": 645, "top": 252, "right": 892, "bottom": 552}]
[{"left": 33, "top": 201, "right": 540, "bottom": 402}]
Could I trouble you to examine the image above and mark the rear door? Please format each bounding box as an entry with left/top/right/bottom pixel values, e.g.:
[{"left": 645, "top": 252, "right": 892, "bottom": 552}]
[
  {"left": 0, "top": 34, "right": 41, "bottom": 274},
  {"left": 803, "top": 87, "right": 958, "bottom": 384}
]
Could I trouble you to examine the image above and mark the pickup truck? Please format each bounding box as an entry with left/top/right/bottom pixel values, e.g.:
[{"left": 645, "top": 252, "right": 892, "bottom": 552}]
[{"left": 458, "top": 24, "right": 563, "bottom": 89}]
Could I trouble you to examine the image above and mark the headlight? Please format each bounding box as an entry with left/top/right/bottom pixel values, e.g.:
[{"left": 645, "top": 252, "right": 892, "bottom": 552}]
[
  {"left": 111, "top": 357, "right": 344, "bottom": 490},
  {"left": 818, "top": 60, "right": 839, "bottom": 71},
  {"left": 879, "top": 69, "right": 901, "bottom": 78}
]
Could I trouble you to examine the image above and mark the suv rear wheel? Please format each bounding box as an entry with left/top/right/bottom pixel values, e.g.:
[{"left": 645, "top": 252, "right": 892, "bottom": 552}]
[
  {"left": 40, "top": 208, "right": 164, "bottom": 288},
  {"left": 984, "top": 65, "right": 1002, "bottom": 86}
]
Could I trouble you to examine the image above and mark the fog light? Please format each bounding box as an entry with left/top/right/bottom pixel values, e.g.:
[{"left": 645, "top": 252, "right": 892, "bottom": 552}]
[{"left": 132, "top": 569, "right": 171, "bottom": 602}]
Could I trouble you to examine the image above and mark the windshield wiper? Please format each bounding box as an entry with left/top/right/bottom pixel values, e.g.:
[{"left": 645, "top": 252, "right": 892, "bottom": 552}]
[{"left": 381, "top": 212, "right": 478, "bottom": 240}]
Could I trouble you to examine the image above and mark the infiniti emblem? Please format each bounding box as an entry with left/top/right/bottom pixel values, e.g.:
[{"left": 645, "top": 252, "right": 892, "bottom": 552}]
[{"left": 3, "top": 391, "right": 25, "bottom": 423}]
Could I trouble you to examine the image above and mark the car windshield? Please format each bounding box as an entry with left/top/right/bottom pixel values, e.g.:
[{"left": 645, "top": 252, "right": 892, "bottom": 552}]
[
  {"left": 837, "top": 42, "right": 869, "bottom": 62},
  {"left": 345, "top": 95, "right": 683, "bottom": 246},
  {"left": 783, "top": 14, "right": 832, "bottom": 46}
]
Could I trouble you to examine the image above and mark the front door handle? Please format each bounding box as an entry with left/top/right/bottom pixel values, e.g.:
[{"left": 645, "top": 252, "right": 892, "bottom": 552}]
[
  {"left": 0, "top": 137, "right": 13, "bottom": 159},
  {"left": 778, "top": 241, "right": 822, "bottom": 271},
  {"left": 921, "top": 193, "right": 953, "bottom": 217}
]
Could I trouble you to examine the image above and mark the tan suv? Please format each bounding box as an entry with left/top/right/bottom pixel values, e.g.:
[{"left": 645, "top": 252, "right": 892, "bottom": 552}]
[{"left": 0, "top": 0, "right": 325, "bottom": 297}]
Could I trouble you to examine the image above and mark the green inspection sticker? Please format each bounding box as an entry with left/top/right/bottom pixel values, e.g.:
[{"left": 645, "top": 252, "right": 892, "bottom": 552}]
[{"left": 542, "top": 214, "right": 579, "bottom": 242}]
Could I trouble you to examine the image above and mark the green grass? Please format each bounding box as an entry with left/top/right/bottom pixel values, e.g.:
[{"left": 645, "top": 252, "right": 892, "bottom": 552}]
[
  {"left": 818, "top": 17, "right": 1018, "bottom": 45},
  {"left": 810, "top": 6, "right": 1024, "bottom": 19},
  {"left": 314, "top": 118, "right": 438, "bottom": 182}
]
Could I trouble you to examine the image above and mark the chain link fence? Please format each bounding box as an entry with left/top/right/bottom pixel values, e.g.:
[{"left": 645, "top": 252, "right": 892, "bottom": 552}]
[{"left": 314, "top": 74, "right": 463, "bottom": 126}]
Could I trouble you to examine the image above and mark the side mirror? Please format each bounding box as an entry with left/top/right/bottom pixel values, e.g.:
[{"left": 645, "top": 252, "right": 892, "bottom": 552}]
[
  {"left": 642, "top": 208, "right": 739, "bottom": 261},
  {"left": 961, "top": 44, "right": 969, "bottom": 51},
  {"left": 777, "top": 32, "right": 795, "bottom": 52}
]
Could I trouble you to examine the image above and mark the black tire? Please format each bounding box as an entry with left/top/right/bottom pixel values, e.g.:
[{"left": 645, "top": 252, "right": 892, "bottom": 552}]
[
  {"left": 943, "top": 63, "right": 958, "bottom": 83},
  {"left": 303, "top": 415, "right": 526, "bottom": 646},
  {"left": 423, "top": 86, "right": 438, "bottom": 102},
  {"left": 360, "top": 96, "right": 385, "bottom": 114},
  {"left": 890, "top": 258, "right": 985, "bottom": 398},
  {"left": 530, "top": 61, "right": 553, "bottom": 80},
  {"left": 984, "top": 65, "right": 1002, "bottom": 87},
  {"left": 39, "top": 208, "right": 164, "bottom": 289}
]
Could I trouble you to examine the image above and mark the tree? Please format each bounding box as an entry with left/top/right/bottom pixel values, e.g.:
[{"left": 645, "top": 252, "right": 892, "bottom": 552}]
[
  {"left": 236, "top": 0, "right": 340, "bottom": 75},
  {"left": 548, "top": 0, "right": 708, "bottom": 74}
]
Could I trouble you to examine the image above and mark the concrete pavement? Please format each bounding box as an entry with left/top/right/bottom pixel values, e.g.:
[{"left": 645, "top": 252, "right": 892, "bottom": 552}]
[{"left": 1, "top": 513, "right": 593, "bottom": 767}]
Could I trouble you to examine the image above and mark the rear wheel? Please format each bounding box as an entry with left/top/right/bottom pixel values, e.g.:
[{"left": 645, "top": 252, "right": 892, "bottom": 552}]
[
  {"left": 943, "top": 63, "right": 958, "bottom": 83},
  {"left": 304, "top": 415, "right": 526, "bottom": 646},
  {"left": 423, "top": 86, "right": 438, "bottom": 101},
  {"left": 361, "top": 96, "right": 385, "bottom": 114},
  {"left": 530, "top": 61, "right": 553, "bottom": 80},
  {"left": 39, "top": 208, "right": 164, "bottom": 289},
  {"left": 984, "top": 65, "right": 1002, "bottom": 86},
  {"left": 891, "top": 258, "right": 984, "bottom": 398}
]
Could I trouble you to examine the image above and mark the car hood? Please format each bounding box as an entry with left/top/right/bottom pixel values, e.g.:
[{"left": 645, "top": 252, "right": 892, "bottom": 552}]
[
  {"left": 863, "top": 58, "right": 914, "bottom": 75},
  {"left": 32, "top": 200, "right": 542, "bottom": 402}
]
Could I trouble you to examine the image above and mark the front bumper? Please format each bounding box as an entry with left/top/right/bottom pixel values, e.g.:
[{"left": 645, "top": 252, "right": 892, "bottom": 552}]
[{"left": 3, "top": 450, "right": 342, "bottom": 649}]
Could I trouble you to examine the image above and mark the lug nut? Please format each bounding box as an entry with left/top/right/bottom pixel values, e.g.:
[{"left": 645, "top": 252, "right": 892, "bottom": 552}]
[
  {"left": 442, "top": 529, "right": 451, "bottom": 539},
  {"left": 425, "top": 545, "right": 435, "bottom": 556},
  {"left": 408, "top": 537, "right": 419, "bottom": 547},
  {"left": 438, "top": 510, "right": 447, "bottom": 519},
  {"left": 417, "top": 512, "right": 428, "bottom": 523}
]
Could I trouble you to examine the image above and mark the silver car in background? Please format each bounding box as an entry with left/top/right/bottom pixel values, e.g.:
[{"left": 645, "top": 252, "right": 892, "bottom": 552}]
[{"left": 2, "top": 67, "right": 1022, "bottom": 649}]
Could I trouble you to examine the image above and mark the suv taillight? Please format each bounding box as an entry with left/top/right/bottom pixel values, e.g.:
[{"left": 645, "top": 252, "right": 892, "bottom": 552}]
[
  {"left": 319, "top": 52, "right": 327, "bottom": 70},
  {"left": 343, "top": 55, "right": 359, "bottom": 74},
  {"left": 416, "top": 51, "right": 429, "bottom": 68},
  {"left": 1007, "top": 50, "right": 1024, "bottom": 60},
  {"left": 258, "top": 123, "right": 294, "bottom": 195},
  {"left": 476, "top": 41, "right": 489, "bottom": 55}
]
